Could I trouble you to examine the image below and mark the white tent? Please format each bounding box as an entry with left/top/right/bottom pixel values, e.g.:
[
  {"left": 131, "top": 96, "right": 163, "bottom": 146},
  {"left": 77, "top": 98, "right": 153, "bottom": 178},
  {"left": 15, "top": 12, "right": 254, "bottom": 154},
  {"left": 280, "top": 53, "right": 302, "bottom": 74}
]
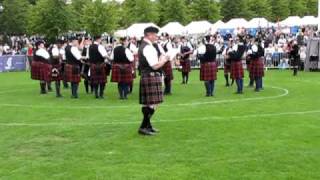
[
  {"left": 211, "top": 20, "right": 225, "bottom": 31},
  {"left": 160, "top": 22, "right": 185, "bottom": 35},
  {"left": 221, "top": 18, "right": 249, "bottom": 29},
  {"left": 280, "top": 16, "right": 302, "bottom": 27},
  {"left": 113, "top": 29, "right": 127, "bottom": 37},
  {"left": 300, "top": 16, "right": 318, "bottom": 26},
  {"left": 126, "top": 23, "right": 159, "bottom": 38},
  {"left": 246, "top": 18, "right": 271, "bottom": 28},
  {"left": 184, "top": 21, "right": 212, "bottom": 35}
]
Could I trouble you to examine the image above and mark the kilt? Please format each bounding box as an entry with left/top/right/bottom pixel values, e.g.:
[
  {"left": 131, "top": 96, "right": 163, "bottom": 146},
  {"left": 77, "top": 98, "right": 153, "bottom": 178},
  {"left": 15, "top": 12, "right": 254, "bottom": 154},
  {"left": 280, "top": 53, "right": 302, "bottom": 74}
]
[
  {"left": 65, "top": 64, "right": 81, "bottom": 83},
  {"left": 224, "top": 64, "right": 231, "bottom": 74},
  {"left": 180, "top": 60, "right": 191, "bottom": 73},
  {"left": 250, "top": 58, "right": 264, "bottom": 78},
  {"left": 31, "top": 61, "right": 51, "bottom": 81},
  {"left": 200, "top": 62, "right": 218, "bottom": 81},
  {"left": 139, "top": 73, "right": 163, "bottom": 106},
  {"left": 111, "top": 63, "right": 133, "bottom": 83},
  {"left": 90, "top": 63, "right": 107, "bottom": 85},
  {"left": 51, "top": 64, "right": 62, "bottom": 81},
  {"left": 231, "top": 61, "right": 244, "bottom": 79},
  {"left": 163, "top": 61, "right": 173, "bottom": 80}
]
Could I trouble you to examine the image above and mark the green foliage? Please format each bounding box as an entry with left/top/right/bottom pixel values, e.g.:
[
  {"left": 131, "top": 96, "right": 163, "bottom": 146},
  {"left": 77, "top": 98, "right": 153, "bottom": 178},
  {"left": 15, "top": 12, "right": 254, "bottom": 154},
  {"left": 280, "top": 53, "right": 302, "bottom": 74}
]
[
  {"left": 269, "top": 0, "right": 290, "bottom": 21},
  {"left": 0, "top": 0, "right": 30, "bottom": 35},
  {"left": 27, "top": 0, "right": 72, "bottom": 42},
  {"left": 81, "top": 0, "right": 120, "bottom": 36},
  {"left": 158, "top": 0, "right": 189, "bottom": 26},
  {"left": 1, "top": 0, "right": 318, "bottom": 38},
  {"left": 188, "top": 0, "right": 221, "bottom": 22}
]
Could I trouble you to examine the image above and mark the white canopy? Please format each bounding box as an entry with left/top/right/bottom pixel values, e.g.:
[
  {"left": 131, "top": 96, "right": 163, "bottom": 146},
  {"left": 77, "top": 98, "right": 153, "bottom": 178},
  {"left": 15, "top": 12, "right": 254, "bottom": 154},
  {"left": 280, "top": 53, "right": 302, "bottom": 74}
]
[
  {"left": 221, "top": 18, "right": 249, "bottom": 29},
  {"left": 300, "top": 16, "right": 318, "bottom": 26},
  {"left": 113, "top": 29, "right": 127, "bottom": 37},
  {"left": 160, "top": 22, "right": 185, "bottom": 35},
  {"left": 212, "top": 20, "right": 225, "bottom": 30},
  {"left": 246, "top": 18, "right": 271, "bottom": 28},
  {"left": 280, "top": 16, "right": 302, "bottom": 27},
  {"left": 126, "top": 23, "right": 159, "bottom": 38},
  {"left": 185, "top": 21, "right": 212, "bottom": 35}
]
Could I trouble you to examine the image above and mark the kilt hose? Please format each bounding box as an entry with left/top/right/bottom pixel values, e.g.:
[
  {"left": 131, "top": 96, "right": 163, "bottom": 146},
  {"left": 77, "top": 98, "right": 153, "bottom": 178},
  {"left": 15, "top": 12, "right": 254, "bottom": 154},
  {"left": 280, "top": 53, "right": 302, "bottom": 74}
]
[
  {"left": 50, "top": 64, "right": 63, "bottom": 82},
  {"left": 224, "top": 64, "right": 231, "bottom": 74},
  {"left": 180, "top": 60, "right": 191, "bottom": 73},
  {"left": 65, "top": 64, "right": 81, "bottom": 83},
  {"left": 250, "top": 58, "right": 265, "bottom": 78},
  {"left": 111, "top": 63, "right": 133, "bottom": 84},
  {"left": 31, "top": 61, "right": 51, "bottom": 81},
  {"left": 163, "top": 61, "right": 174, "bottom": 80},
  {"left": 139, "top": 73, "right": 163, "bottom": 106},
  {"left": 200, "top": 62, "right": 218, "bottom": 81},
  {"left": 231, "top": 61, "right": 244, "bottom": 80},
  {"left": 90, "top": 63, "right": 107, "bottom": 85}
]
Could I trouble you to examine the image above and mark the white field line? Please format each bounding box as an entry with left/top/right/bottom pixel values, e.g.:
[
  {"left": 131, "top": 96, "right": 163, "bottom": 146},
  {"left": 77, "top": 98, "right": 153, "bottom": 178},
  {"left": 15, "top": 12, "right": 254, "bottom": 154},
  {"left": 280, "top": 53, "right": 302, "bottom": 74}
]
[
  {"left": 0, "top": 86, "right": 289, "bottom": 109},
  {"left": 0, "top": 109, "right": 319, "bottom": 127}
]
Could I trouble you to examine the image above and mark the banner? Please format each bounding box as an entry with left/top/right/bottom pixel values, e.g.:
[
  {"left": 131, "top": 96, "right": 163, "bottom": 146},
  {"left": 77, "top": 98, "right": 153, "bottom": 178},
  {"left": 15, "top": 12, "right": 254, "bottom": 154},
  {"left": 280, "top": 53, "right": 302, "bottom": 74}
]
[{"left": 0, "top": 55, "right": 27, "bottom": 72}]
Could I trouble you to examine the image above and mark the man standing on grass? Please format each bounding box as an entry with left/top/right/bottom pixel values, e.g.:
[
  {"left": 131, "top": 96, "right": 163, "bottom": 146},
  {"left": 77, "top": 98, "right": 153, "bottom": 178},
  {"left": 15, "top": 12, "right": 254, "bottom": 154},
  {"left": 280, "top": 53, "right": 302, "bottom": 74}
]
[
  {"left": 65, "top": 37, "right": 84, "bottom": 99},
  {"left": 138, "top": 26, "right": 171, "bottom": 136},
  {"left": 89, "top": 36, "right": 110, "bottom": 99},
  {"left": 197, "top": 35, "right": 218, "bottom": 97}
]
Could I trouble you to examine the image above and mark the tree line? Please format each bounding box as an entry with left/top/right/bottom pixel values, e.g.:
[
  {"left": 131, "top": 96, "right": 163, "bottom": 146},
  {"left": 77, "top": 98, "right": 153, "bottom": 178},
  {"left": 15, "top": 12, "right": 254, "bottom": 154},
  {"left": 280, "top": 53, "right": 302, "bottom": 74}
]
[{"left": 0, "top": 0, "right": 317, "bottom": 41}]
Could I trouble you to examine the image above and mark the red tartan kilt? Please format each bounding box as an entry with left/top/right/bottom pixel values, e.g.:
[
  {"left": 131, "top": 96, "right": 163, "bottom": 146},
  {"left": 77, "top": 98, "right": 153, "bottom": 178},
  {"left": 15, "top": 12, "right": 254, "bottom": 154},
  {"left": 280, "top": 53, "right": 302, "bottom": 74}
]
[
  {"left": 250, "top": 58, "right": 264, "bottom": 78},
  {"left": 111, "top": 63, "right": 133, "bottom": 83},
  {"left": 163, "top": 61, "right": 173, "bottom": 80},
  {"left": 65, "top": 64, "right": 81, "bottom": 83},
  {"left": 31, "top": 61, "right": 51, "bottom": 81},
  {"left": 224, "top": 64, "right": 231, "bottom": 74},
  {"left": 31, "top": 61, "right": 41, "bottom": 80},
  {"left": 139, "top": 74, "right": 163, "bottom": 106},
  {"left": 200, "top": 62, "right": 218, "bottom": 81},
  {"left": 90, "top": 64, "right": 107, "bottom": 84},
  {"left": 231, "top": 61, "right": 244, "bottom": 79},
  {"left": 50, "top": 64, "right": 62, "bottom": 81},
  {"left": 180, "top": 60, "right": 191, "bottom": 72}
]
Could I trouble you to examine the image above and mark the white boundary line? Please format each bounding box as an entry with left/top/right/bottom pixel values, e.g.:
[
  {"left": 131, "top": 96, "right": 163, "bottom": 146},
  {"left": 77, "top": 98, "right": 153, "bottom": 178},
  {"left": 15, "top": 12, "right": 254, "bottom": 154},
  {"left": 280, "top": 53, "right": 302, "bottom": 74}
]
[
  {"left": 0, "top": 86, "right": 289, "bottom": 109},
  {"left": 0, "top": 109, "right": 318, "bottom": 127}
]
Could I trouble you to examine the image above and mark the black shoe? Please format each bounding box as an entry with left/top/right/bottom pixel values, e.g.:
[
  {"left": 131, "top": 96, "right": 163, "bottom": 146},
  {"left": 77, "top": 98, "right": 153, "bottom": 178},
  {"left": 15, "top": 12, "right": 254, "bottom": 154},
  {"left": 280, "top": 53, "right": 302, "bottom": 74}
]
[
  {"left": 149, "top": 127, "right": 160, "bottom": 133},
  {"left": 138, "top": 128, "right": 155, "bottom": 136},
  {"left": 225, "top": 84, "right": 230, "bottom": 87}
]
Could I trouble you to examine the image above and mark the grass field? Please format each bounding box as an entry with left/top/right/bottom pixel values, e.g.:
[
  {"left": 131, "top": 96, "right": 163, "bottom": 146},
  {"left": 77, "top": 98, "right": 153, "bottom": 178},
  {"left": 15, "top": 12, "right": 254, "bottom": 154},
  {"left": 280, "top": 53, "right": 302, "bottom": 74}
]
[{"left": 0, "top": 70, "right": 319, "bottom": 179}]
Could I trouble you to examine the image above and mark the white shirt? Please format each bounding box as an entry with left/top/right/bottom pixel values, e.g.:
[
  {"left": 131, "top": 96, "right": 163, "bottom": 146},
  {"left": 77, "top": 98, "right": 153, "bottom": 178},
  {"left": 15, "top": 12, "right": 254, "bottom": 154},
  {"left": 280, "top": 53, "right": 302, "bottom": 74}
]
[
  {"left": 93, "top": 42, "right": 108, "bottom": 58},
  {"left": 110, "top": 45, "right": 134, "bottom": 62},
  {"left": 196, "top": 44, "right": 206, "bottom": 55},
  {"left": 59, "top": 48, "right": 66, "bottom": 60},
  {"left": 143, "top": 38, "right": 159, "bottom": 67},
  {"left": 128, "top": 43, "right": 138, "bottom": 54},
  {"left": 51, "top": 46, "right": 59, "bottom": 57},
  {"left": 36, "top": 48, "right": 50, "bottom": 60},
  {"left": 71, "top": 46, "right": 82, "bottom": 60}
]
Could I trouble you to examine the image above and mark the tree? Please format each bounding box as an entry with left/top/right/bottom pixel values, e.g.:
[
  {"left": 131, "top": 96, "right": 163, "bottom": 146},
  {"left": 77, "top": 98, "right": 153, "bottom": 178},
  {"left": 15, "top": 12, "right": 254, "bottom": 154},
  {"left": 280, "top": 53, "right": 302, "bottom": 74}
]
[
  {"left": 159, "top": 0, "right": 189, "bottom": 25},
  {"left": 269, "top": 0, "right": 290, "bottom": 21},
  {"left": 189, "top": 0, "right": 221, "bottom": 22},
  {"left": 0, "top": 0, "right": 30, "bottom": 35},
  {"left": 248, "top": 0, "right": 272, "bottom": 20},
  {"left": 220, "top": 0, "right": 252, "bottom": 21},
  {"left": 68, "top": 0, "right": 91, "bottom": 31},
  {"left": 122, "top": 0, "right": 159, "bottom": 27},
  {"left": 288, "top": 0, "right": 307, "bottom": 16},
  {"left": 81, "top": 0, "right": 120, "bottom": 36},
  {"left": 305, "top": 0, "right": 318, "bottom": 16},
  {"left": 27, "top": 0, "right": 71, "bottom": 42}
]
